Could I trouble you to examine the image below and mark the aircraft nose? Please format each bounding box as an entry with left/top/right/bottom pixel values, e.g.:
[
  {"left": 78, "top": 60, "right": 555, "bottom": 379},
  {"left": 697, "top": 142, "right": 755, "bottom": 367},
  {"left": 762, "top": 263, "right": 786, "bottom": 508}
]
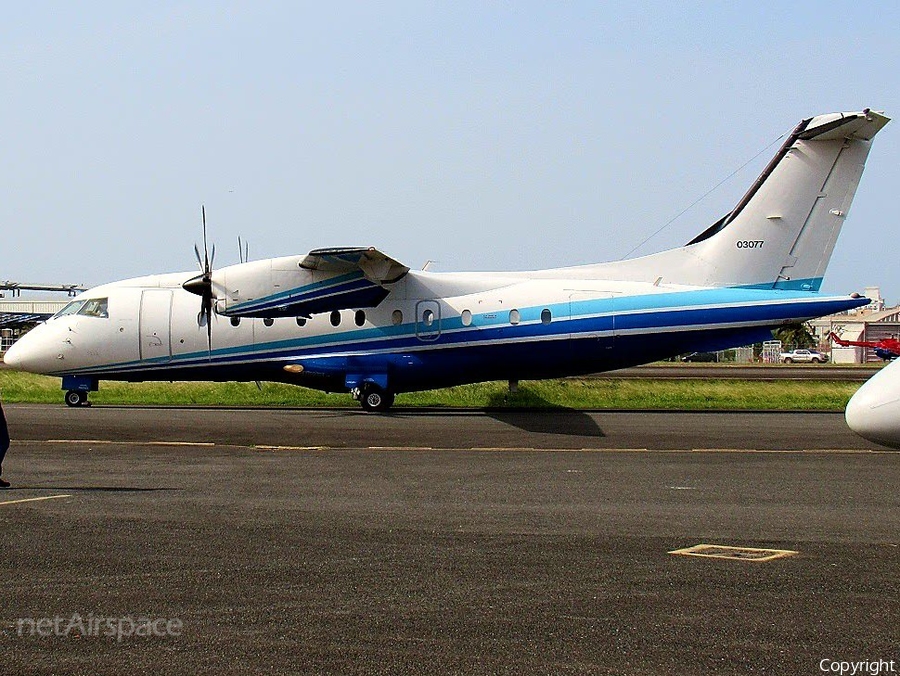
[
  {"left": 2, "top": 330, "right": 53, "bottom": 374},
  {"left": 3, "top": 340, "right": 24, "bottom": 369},
  {"left": 845, "top": 374, "right": 900, "bottom": 449}
]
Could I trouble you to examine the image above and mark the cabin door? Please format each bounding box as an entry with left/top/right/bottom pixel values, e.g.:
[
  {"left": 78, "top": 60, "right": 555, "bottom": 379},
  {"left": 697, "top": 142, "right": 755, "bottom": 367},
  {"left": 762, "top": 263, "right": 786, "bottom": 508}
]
[{"left": 139, "top": 290, "right": 173, "bottom": 361}]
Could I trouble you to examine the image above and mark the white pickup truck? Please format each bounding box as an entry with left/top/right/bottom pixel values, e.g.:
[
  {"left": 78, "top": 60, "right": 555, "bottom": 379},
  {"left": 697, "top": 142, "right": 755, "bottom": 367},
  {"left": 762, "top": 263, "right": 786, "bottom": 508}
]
[{"left": 780, "top": 349, "right": 829, "bottom": 364}]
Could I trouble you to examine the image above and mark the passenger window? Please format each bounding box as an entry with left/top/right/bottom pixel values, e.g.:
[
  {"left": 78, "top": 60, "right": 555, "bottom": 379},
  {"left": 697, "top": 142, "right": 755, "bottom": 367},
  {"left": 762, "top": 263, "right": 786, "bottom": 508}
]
[
  {"left": 392, "top": 310, "right": 403, "bottom": 326},
  {"left": 541, "top": 309, "right": 551, "bottom": 325},
  {"left": 330, "top": 310, "right": 341, "bottom": 327},
  {"left": 78, "top": 298, "right": 109, "bottom": 318},
  {"left": 509, "top": 309, "right": 520, "bottom": 325},
  {"left": 296, "top": 317, "right": 307, "bottom": 327},
  {"left": 461, "top": 309, "right": 472, "bottom": 326},
  {"left": 355, "top": 310, "right": 366, "bottom": 327},
  {"left": 230, "top": 316, "right": 241, "bottom": 327},
  {"left": 263, "top": 318, "right": 274, "bottom": 327},
  {"left": 423, "top": 309, "right": 434, "bottom": 327}
]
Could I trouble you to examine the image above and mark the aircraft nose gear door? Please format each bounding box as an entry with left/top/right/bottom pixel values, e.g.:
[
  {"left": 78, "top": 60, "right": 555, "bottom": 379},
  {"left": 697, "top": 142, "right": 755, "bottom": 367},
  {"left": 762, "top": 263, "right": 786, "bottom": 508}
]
[
  {"left": 415, "top": 300, "right": 441, "bottom": 342},
  {"left": 139, "top": 290, "right": 173, "bottom": 361}
]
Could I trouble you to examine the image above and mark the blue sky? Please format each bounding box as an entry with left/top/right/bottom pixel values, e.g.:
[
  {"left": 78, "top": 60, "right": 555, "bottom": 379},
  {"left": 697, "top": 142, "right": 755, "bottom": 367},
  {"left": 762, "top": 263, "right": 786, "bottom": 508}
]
[{"left": 2, "top": 2, "right": 898, "bottom": 300}]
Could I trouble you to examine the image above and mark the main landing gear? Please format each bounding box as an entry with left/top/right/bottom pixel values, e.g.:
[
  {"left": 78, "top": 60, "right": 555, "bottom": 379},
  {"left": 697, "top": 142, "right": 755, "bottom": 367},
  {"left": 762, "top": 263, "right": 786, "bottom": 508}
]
[
  {"left": 354, "top": 383, "right": 395, "bottom": 412},
  {"left": 65, "top": 390, "right": 91, "bottom": 407}
]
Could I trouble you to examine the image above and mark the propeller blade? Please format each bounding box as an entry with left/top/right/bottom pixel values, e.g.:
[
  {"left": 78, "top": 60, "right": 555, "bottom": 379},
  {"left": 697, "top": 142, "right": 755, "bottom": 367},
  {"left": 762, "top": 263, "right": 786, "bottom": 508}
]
[
  {"left": 205, "top": 303, "right": 213, "bottom": 356},
  {"left": 201, "top": 206, "right": 209, "bottom": 273}
]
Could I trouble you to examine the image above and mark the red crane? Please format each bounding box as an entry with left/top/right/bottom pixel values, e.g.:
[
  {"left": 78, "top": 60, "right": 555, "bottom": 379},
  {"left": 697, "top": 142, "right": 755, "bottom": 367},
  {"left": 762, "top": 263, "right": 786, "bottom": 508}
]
[{"left": 829, "top": 332, "right": 900, "bottom": 361}]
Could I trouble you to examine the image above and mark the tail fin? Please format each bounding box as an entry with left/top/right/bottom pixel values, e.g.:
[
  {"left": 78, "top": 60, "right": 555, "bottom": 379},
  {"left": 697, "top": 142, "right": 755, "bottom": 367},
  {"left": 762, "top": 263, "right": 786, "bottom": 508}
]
[{"left": 581, "top": 109, "right": 890, "bottom": 289}]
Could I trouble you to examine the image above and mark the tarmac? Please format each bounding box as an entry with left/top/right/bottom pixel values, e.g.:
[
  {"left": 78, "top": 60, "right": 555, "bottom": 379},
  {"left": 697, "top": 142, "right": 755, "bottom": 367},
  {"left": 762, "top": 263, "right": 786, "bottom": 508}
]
[{"left": 1, "top": 405, "right": 898, "bottom": 674}]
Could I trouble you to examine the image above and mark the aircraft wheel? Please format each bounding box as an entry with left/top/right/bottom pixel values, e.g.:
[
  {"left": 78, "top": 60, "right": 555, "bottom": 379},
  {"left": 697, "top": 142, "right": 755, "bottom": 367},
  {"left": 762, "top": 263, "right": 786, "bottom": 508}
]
[
  {"left": 360, "top": 386, "right": 394, "bottom": 412},
  {"left": 65, "top": 390, "right": 87, "bottom": 407}
]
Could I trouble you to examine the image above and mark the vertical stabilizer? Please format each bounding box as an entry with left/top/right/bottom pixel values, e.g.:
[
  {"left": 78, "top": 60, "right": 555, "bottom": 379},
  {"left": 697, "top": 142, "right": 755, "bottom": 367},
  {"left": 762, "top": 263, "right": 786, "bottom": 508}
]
[{"left": 573, "top": 109, "right": 889, "bottom": 289}]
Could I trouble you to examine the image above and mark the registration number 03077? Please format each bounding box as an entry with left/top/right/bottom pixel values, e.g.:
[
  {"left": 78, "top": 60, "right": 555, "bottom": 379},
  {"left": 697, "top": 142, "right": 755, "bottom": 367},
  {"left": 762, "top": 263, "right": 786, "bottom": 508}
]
[{"left": 736, "top": 240, "right": 764, "bottom": 249}]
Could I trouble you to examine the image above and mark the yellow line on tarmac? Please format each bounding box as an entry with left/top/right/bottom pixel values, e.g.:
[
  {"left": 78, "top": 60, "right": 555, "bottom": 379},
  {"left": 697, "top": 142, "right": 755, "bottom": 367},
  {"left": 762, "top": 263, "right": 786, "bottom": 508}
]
[
  {"left": 0, "top": 494, "right": 72, "bottom": 506},
  {"left": 368, "top": 446, "right": 434, "bottom": 451},
  {"left": 254, "top": 445, "right": 329, "bottom": 451},
  {"left": 42, "top": 440, "right": 215, "bottom": 447}
]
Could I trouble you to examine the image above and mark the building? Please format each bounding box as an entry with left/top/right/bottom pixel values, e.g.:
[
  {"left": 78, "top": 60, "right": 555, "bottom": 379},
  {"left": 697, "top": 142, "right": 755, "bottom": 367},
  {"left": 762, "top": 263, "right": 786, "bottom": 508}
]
[{"left": 809, "top": 288, "right": 899, "bottom": 363}]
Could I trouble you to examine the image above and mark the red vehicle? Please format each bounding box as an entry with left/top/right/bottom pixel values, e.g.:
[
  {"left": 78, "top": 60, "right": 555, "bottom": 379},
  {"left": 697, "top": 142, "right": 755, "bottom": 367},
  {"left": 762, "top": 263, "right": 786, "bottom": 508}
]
[{"left": 829, "top": 332, "right": 900, "bottom": 361}]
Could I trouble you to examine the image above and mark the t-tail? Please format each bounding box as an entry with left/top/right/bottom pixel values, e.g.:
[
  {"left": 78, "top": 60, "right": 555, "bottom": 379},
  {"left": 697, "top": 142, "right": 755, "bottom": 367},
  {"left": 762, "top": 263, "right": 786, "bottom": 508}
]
[{"left": 579, "top": 109, "right": 890, "bottom": 290}]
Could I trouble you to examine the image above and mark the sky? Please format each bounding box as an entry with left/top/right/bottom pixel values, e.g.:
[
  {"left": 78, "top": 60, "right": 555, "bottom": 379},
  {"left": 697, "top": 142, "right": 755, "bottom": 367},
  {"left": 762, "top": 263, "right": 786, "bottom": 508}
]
[{"left": 2, "top": 2, "right": 898, "bottom": 302}]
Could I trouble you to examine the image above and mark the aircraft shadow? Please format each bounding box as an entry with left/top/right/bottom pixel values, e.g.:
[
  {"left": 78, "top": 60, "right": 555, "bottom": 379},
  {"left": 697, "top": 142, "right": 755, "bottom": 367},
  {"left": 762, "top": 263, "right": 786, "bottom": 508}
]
[{"left": 483, "top": 391, "right": 606, "bottom": 438}]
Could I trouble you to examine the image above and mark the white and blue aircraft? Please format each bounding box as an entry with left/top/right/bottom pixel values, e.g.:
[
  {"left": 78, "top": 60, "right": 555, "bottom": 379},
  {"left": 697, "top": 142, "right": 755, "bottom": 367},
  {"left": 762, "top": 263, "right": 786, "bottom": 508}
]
[{"left": 3, "top": 109, "right": 890, "bottom": 411}]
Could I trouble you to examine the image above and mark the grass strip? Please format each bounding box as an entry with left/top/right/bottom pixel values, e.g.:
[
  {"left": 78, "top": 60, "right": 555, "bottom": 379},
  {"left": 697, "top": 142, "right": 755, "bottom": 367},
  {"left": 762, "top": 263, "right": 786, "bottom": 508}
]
[{"left": 0, "top": 370, "right": 861, "bottom": 410}]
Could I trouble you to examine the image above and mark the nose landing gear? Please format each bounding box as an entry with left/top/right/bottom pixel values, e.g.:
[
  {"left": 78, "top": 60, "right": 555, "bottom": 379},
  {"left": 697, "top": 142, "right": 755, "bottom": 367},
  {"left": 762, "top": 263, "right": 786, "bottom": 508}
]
[
  {"left": 61, "top": 376, "right": 97, "bottom": 407},
  {"left": 65, "top": 390, "right": 91, "bottom": 407}
]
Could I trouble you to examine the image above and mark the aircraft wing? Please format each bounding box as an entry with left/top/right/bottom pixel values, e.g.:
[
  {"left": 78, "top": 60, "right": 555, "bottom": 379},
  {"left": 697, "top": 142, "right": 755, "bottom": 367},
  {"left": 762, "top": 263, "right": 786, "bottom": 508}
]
[{"left": 300, "top": 247, "right": 409, "bottom": 285}]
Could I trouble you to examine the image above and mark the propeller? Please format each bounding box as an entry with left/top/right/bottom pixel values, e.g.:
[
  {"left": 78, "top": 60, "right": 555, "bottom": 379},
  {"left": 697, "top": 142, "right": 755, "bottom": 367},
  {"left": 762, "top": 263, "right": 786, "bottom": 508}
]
[
  {"left": 182, "top": 205, "right": 216, "bottom": 355},
  {"left": 238, "top": 236, "right": 249, "bottom": 264}
]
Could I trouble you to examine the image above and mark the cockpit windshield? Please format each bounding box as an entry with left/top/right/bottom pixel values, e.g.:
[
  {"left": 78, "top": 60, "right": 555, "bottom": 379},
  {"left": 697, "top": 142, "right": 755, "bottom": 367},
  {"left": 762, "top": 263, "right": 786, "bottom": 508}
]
[
  {"left": 51, "top": 297, "right": 109, "bottom": 320},
  {"left": 78, "top": 298, "right": 108, "bottom": 318},
  {"left": 52, "top": 300, "right": 85, "bottom": 319}
]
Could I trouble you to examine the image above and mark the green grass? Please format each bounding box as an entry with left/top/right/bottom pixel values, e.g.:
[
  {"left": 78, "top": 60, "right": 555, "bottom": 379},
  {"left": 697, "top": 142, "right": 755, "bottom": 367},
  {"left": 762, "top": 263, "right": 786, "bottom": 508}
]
[{"left": 0, "top": 370, "right": 862, "bottom": 410}]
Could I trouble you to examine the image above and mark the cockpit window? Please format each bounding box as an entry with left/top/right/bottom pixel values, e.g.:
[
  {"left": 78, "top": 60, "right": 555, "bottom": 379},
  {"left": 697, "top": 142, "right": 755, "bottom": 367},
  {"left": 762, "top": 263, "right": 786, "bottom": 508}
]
[
  {"left": 53, "top": 300, "right": 86, "bottom": 319},
  {"left": 77, "top": 298, "right": 109, "bottom": 318}
]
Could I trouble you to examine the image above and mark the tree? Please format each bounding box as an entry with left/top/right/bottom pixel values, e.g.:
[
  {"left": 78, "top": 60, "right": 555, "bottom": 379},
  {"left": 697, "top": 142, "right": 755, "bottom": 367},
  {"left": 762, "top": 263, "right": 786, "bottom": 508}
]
[{"left": 772, "top": 322, "right": 816, "bottom": 350}]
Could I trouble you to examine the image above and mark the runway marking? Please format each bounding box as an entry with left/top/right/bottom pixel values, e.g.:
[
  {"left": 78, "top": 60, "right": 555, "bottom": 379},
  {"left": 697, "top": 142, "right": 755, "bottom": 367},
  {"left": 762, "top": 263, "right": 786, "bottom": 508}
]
[
  {"left": 254, "top": 445, "right": 329, "bottom": 451},
  {"left": 43, "top": 439, "right": 216, "bottom": 447},
  {"left": 0, "top": 494, "right": 72, "bottom": 507},
  {"left": 669, "top": 543, "right": 798, "bottom": 562},
  {"left": 368, "top": 446, "right": 434, "bottom": 451}
]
